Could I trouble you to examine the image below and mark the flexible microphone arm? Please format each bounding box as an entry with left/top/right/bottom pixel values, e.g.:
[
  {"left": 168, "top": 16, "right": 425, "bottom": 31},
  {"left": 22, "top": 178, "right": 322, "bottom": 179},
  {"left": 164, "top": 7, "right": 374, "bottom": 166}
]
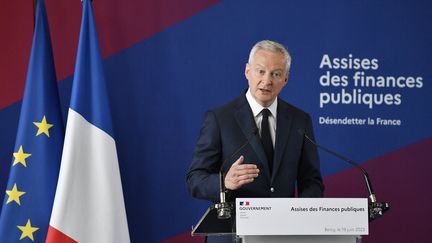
[
  {"left": 216, "top": 128, "right": 258, "bottom": 219},
  {"left": 300, "top": 130, "right": 376, "bottom": 202},
  {"left": 298, "top": 129, "right": 389, "bottom": 221}
]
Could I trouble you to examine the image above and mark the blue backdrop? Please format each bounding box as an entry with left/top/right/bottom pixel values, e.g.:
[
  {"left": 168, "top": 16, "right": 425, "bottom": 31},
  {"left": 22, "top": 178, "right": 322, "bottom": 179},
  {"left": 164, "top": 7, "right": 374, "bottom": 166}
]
[{"left": 0, "top": 0, "right": 431, "bottom": 242}]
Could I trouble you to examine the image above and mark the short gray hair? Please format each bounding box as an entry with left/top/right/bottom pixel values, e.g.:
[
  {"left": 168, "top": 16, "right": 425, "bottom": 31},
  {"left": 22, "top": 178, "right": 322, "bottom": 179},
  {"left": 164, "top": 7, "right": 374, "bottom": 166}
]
[{"left": 248, "top": 40, "right": 291, "bottom": 73}]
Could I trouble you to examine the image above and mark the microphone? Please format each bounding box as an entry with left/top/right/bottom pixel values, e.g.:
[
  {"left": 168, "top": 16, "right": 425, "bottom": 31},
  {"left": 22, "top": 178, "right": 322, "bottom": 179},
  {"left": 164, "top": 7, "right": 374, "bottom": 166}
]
[
  {"left": 215, "top": 128, "right": 258, "bottom": 219},
  {"left": 298, "top": 129, "right": 389, "bottom": 221}
]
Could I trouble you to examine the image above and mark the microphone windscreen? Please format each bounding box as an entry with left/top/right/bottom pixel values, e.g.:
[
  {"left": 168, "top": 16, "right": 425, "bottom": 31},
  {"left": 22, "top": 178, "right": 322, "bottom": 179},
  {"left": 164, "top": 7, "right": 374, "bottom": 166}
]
[{"left": 297, "top": 128, "right": 306, "bottom": 136}]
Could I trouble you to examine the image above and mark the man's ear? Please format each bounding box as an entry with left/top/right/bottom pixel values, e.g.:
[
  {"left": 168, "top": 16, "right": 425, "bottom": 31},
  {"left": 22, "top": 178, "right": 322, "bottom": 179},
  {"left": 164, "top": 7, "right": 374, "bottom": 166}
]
[
  {"left": 245, "top": 63, "right": 250, "bottom": 78},
  {"left": 284, "top": 73, "right": 289, "bottom": 84}
]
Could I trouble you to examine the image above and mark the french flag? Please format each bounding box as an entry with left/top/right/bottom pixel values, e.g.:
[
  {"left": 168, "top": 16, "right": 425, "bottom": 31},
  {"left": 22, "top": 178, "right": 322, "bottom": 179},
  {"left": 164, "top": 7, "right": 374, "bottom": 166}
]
[{"left": 46, "top": 1, "right": 130, "bottom": 242}]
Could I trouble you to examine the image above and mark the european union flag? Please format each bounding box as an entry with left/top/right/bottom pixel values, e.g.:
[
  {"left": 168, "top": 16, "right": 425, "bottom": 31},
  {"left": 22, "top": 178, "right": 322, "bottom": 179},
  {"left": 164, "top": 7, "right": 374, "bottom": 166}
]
[{"left": 0, "top": 0, "right": 64, "bottom": 242}]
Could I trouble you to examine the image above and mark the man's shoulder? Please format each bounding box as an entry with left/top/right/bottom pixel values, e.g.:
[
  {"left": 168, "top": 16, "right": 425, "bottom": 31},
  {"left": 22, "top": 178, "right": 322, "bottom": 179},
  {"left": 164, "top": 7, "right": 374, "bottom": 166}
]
[
  {"left": 278, "top": 98, "right": 311, "bottom": 119},
  {"left": 210, "top": 94, "right": 247, "bottom": 115}
]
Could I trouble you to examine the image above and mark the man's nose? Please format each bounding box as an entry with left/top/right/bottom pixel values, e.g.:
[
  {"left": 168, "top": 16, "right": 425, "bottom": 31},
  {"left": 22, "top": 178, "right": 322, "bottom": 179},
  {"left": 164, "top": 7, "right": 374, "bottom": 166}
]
[{"left": 262, "top": 73, "right": 273, "bottom": 84}]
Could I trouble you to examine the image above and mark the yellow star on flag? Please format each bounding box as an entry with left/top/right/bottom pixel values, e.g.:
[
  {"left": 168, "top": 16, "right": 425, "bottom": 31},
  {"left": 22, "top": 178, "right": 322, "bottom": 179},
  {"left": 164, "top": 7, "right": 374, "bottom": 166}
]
[
  {"left": 33, "top": 115, "right": 54, "bottom": 137},
  {"left": 5, "top": 183, "right": 26, "bottom": 205},
  {"left": 13, "top": 146, "right": 31, "bottom": 167},
  {"left": 17, "top": 219, "right": 39, "bottom": 241}
]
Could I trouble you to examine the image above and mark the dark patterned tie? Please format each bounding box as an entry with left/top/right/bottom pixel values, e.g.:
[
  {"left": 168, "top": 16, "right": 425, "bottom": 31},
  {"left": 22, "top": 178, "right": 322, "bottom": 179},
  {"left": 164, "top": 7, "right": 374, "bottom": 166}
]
[{"left": 260, "top": 108, "right": 274, "bottom": 175}]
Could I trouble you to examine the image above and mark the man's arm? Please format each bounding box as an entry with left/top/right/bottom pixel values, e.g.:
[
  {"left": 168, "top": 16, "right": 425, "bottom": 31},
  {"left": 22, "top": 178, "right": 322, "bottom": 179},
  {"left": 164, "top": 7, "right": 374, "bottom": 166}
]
[
  {"left": 186, "top": 110, "right": 260, "bottom": 201},
  {"left": 186, "top": 111, "right": 222, "bottom": 202}
]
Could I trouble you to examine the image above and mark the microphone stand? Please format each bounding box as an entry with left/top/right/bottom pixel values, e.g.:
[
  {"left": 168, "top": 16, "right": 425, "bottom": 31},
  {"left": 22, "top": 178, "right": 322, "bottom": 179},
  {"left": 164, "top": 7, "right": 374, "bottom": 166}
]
[
  {"left": 215, "top": 171, "right": 233, "bottom": 219},
  {"left": 215, "top": 128, "right": 258, "bottom": 220},
  {"left": 299, "top": 129, "right": 390, "bottom": 221}
]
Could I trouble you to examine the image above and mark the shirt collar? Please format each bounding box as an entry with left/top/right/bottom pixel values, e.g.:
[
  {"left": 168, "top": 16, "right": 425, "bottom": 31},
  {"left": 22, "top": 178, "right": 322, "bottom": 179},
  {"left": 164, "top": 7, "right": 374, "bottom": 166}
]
[{"left": 246, "top": 88, "right": 278, "bottom": 118}]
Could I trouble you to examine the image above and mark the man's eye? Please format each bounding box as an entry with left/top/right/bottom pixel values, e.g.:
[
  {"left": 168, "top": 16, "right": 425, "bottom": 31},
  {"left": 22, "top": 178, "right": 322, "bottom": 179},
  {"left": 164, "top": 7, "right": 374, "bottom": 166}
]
[{"left": 259, "top": 70, "right": 265, "bottom": 75}]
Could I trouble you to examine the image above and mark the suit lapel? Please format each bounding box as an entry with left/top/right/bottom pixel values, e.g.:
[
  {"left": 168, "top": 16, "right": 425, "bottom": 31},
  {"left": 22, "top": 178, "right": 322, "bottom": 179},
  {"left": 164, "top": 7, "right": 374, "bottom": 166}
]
[
  {"left": 234, "top": 97, "right": 271, "bottom": 180},
  {"left": 272, "top": 100, "right": 293, "bottom": 182}
]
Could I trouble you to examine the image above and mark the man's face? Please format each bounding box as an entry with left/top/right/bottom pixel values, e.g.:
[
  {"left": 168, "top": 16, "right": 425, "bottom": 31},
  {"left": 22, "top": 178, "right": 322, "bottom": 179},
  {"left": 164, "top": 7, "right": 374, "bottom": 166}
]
[{"left": 245, "top": 50, "right": 288, "bottom": 107}]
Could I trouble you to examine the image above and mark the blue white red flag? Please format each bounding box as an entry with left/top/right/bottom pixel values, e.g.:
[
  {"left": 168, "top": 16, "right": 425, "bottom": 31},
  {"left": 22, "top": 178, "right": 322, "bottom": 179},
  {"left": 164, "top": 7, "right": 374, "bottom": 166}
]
[{"left": 46, "top": 0, "right": 130, "bottom": 242}]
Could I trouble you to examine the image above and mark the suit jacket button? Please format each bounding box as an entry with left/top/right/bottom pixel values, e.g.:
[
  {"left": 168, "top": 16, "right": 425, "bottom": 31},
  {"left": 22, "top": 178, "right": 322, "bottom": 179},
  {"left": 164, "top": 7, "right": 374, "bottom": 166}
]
[{"left": 270, "top": 187, "right": 275, "bottom": 193}]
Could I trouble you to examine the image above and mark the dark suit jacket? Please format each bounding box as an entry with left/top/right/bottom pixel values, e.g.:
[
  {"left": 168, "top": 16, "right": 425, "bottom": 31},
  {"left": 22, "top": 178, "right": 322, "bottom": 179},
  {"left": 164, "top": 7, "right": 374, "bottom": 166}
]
[{"left": 187, "top": 94, "right": 324, "bottom": 202}]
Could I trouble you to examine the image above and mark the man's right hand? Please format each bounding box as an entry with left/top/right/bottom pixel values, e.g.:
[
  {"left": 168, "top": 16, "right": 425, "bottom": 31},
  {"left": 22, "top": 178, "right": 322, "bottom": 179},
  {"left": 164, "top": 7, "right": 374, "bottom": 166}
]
[{"left": 224, "top": 155, "right": 260, "bottom": 190}]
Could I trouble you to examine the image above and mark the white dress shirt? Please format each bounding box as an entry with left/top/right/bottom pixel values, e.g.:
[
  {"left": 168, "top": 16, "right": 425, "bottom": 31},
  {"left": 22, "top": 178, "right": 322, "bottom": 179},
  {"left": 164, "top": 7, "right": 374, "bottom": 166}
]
[{"left": 245, "top": 89, "right": 277, "bottom": 148}]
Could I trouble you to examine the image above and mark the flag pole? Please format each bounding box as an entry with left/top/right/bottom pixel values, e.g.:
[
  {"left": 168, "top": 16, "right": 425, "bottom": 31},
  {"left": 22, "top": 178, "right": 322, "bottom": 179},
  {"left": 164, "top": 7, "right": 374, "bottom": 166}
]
[{"left": 32, "top": 0, "right": 36, "bottom": 30}]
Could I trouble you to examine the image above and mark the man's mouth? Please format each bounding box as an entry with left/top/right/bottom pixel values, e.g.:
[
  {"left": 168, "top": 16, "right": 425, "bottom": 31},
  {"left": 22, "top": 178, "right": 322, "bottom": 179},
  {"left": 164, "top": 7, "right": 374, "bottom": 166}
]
[{"left": 259, "top": 88, "right": 271, "bottom": 93}]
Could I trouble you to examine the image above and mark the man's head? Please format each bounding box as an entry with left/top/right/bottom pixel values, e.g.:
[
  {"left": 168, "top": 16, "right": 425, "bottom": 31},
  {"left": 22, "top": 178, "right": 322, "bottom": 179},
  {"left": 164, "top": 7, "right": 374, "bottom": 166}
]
[{"left": 245, "top": 40, "right": 291, "bottom": 107}]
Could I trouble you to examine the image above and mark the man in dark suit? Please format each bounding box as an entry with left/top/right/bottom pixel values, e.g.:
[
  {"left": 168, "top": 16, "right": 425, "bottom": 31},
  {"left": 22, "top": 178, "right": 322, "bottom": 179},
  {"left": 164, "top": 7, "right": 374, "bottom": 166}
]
[{"left": 186, "top": 40, "right": 324, "bottom": 242}]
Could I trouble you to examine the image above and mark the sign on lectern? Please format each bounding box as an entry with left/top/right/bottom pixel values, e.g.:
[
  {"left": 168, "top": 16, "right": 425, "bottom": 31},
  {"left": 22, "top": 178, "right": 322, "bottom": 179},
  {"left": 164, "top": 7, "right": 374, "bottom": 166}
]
[{"left": 236, "top": 198, "right": 368, "bottom": 243}]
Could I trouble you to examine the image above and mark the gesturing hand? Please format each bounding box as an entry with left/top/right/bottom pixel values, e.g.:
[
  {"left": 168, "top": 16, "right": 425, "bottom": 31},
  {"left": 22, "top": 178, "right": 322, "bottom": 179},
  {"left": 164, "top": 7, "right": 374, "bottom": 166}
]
[{"left": 224, "top": 155, "right": 260, "bottom": 190}]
